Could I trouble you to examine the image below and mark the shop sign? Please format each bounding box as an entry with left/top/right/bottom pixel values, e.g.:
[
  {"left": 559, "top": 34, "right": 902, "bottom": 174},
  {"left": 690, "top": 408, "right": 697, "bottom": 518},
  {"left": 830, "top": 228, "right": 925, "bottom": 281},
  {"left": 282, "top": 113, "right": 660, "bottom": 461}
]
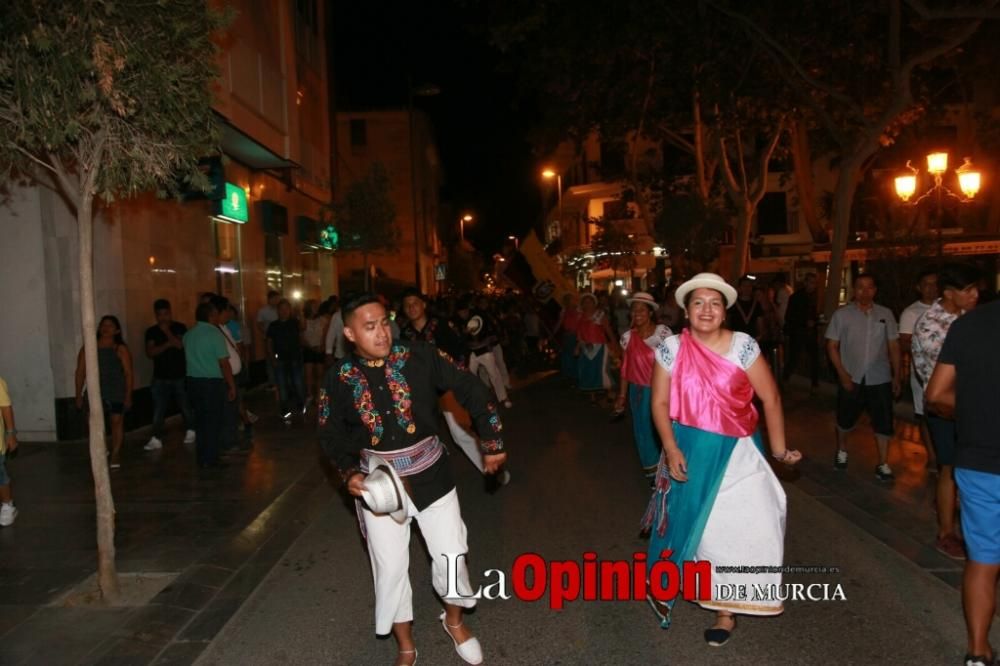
[{"left": 215, "top": 182, "right": 248, "bottom": 223}]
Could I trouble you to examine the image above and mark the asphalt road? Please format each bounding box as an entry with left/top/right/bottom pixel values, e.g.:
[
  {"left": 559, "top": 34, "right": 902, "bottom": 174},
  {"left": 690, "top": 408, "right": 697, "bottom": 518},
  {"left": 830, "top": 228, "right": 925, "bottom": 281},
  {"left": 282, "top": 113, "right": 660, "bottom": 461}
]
[{"left": 196, "top": 374, "right": 999, "bottom": 665}]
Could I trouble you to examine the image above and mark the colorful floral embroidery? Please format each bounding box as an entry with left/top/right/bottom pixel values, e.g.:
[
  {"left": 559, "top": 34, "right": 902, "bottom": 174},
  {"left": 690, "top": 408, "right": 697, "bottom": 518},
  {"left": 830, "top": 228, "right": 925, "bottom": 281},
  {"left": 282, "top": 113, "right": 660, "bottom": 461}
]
[
  {"left": 486, "top": 401, "right": 502, "bottom": 434},
  {"left": 386, "top": 345, "right": 414, "bottom": 433},
  {"left": 480, "top": 438, "right": 504, "bottom": 454},
  {"left": 339, "top": 362, "right": 383, "bottom": 445},
  {"left": 317, "top": 388, "right": 331, "bottom": 427}
]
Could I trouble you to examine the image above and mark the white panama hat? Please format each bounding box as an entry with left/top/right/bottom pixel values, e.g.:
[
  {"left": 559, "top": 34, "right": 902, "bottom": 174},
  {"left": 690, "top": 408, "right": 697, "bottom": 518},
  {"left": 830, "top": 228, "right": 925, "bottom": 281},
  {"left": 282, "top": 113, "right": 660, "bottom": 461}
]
[
  {"left": 361, "top": 454, "right": 408, "bottom": 523},
  {"left": 466, "top": 315, "right": 484, "bottom": 336},
  {"left": 626, "top": 291, "right": 657, "bottom": 308},
  {"left": 674, "top": 273, "right": 738, "bottom": 310}
]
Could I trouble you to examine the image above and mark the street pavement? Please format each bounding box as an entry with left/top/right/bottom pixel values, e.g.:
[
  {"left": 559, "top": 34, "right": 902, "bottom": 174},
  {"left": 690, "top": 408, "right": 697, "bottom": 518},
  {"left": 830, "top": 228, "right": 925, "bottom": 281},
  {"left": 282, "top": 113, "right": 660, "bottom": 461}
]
[
  {"left": 0, "top": 389, "right": 332, "bottom": 665},
  {"left": 196, "top": 374, "right": 1000, "bottom": 666}
]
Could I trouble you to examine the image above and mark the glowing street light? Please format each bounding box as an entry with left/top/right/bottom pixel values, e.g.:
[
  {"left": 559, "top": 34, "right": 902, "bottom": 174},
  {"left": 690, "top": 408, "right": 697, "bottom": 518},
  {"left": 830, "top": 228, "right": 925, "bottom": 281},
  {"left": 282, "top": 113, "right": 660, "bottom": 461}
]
[
  {"left": 460, "top": 213, "right": 474, "bottom": 241},
  {"left": 542, "top": 168, "right": 563, "bottom": 220},
  {"left": 893, "top": 151, "right": 984, "bottom": 255}
]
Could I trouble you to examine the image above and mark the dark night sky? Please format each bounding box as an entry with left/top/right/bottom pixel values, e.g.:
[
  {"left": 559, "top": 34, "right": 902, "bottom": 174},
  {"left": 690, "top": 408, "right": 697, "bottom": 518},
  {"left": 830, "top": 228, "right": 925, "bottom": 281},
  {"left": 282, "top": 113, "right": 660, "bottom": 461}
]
[{"left": 332, "top": 1, "right": 542, "bottom": 255}]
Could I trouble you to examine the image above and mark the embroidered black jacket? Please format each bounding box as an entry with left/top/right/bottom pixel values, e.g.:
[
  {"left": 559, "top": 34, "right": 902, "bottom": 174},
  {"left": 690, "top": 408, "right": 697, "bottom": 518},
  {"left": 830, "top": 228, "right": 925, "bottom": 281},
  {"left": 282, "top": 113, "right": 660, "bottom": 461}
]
[
  {"left": 400, "top": 316, "right": 467, "bottom": 367},
  {"left": 318, "top": 341, "right": 504, "bottom": 509}
]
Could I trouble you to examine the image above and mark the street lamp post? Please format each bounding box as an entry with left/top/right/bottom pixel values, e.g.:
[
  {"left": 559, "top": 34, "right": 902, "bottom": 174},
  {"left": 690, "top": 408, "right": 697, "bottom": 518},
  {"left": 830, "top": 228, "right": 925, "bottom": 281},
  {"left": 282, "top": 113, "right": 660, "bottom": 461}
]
[
  {"left": 894, "top": 151, "right": 982, "bottom": 256},
  {"left": 461, "top": 213, "right": 473, "bottom": 242},
  {"left": 542, "top": 168, "right": 563, "bottom": 219}
]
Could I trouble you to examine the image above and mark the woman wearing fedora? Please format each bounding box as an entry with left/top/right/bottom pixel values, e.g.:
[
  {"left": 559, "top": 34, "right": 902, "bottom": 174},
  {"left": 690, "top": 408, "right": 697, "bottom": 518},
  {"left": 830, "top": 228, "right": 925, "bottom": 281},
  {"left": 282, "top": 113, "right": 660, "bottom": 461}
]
[
  {"left": 319, "top": 293, "right": 508, "bottom": 666},
  {"left": 642, "top": 273, "right": 801, "bottom": 646},
  {"left": 575, "top": 292, "right": 620, "bottom": 401},
  {"left": 614, "top": 292, "right": 672, "bottom": 483}
]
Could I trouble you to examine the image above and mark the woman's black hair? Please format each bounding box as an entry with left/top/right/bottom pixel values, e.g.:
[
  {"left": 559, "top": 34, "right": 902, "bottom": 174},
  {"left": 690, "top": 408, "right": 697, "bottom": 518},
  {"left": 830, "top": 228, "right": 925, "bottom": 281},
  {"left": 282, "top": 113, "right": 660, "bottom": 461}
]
[
  {"left": 98, "top": 315, "right": 126, "bottom": 346},
  {"left": 938, "top": 263, "right": 981, "bottom": 293}
]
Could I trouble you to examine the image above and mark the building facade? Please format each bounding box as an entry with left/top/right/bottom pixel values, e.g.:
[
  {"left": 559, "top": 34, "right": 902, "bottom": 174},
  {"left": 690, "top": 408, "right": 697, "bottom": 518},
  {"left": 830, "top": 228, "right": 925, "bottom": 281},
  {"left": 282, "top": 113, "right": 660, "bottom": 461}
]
[
  {"left": 0, "top": 0, "right": 334, "bottom": 440},
  {"left": 334, "top": 110, "right": 443, "bottom": 295}
]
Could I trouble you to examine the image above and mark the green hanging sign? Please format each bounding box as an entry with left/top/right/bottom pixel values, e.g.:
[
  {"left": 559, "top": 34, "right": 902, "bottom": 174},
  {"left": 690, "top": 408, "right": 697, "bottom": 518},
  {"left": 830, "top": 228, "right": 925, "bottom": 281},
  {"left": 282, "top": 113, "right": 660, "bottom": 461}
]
[{"left": 216, "top": 182, "right": 248, "bottom": 224}]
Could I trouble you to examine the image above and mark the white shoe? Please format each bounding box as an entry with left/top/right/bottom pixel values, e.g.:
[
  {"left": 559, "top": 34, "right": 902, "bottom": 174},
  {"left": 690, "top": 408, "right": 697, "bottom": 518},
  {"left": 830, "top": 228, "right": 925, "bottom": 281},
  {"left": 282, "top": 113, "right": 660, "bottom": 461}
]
[
  {"left": 144, "top": 436, "right": 163, "bottom": 451},
  {"left": 246, "top": 411, "right": 259, "bottom": 424},
  {"left": 440, "top": 612, "right": 482, "bottom": 665},
  {"left": 0, "top": 503, "right": 17, "bottom": 527},
  {"left": 183, "top": 430, "right": 196, "bottom": 444},
  {"left": 499, "top": 469, "right": 511, "bottom": 486},
  {"left": 502, "top": 400, "right": 513, "bottom": 409}
]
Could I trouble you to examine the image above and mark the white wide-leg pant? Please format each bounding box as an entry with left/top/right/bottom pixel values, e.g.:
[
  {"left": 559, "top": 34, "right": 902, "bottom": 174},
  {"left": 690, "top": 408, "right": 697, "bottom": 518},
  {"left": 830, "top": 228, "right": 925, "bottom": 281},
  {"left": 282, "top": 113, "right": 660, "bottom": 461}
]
[
  {"left": 468, "top": 350, "right": 509, "bottom": 402},
  {"left": 443, "top": 411, "right": 485, "bottom": 474},
  {"left": 362, "top": 488, "right": 477, "bottom": 635},
  {"left": 492, "top": 344, "right": 512, "bottom": 389}
]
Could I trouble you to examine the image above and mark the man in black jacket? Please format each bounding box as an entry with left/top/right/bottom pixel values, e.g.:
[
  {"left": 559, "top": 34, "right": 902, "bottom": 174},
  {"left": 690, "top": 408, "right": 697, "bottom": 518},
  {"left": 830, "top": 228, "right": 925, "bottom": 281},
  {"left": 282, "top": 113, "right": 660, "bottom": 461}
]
[{"left": 320, "top": 293, "right": 507, "bottom": 666}]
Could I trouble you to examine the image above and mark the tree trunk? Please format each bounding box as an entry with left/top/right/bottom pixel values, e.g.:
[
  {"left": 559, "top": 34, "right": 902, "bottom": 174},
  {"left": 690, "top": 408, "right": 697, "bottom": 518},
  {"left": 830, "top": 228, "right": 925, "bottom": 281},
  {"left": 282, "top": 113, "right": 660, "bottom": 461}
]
[
  {"left": 790, "top": 120, "right": 821, "bottom": 239},
  {"left": 731, "top": 199, "right": 754, "bottom": 279},
  {"left": 822, "top": 155, "right": 865, "bottom": 319},
  {"left": 78, "top": 200, "right": 120, "bottom": 604}
]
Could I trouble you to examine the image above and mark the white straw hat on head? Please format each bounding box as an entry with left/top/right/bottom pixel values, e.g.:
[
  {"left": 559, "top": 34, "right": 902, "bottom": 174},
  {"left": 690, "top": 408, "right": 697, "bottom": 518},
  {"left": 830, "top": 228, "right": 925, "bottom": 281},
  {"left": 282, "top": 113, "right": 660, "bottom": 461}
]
[
  {"left": 626, "top": 291, "right": 657, "bottom": 309},
  {"left": 361, "top": 454, "right": 408, "bottom": 523},
  {"left": 674, "top": 273, "right": 738, "bottom": 310}
]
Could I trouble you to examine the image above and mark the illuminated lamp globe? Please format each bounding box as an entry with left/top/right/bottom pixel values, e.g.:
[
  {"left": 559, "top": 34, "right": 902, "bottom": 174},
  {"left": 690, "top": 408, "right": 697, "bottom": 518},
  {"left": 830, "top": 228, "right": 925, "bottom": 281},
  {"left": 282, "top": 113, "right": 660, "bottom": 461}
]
[
  {"left": 926, "top": 152, "right": 948, "bottom": 176},
  {"left": 894, "top": 174, "right": 917, "bottom": 202},
  {"left": 956, "top": 158, "right": 982, "bottom": 199}
]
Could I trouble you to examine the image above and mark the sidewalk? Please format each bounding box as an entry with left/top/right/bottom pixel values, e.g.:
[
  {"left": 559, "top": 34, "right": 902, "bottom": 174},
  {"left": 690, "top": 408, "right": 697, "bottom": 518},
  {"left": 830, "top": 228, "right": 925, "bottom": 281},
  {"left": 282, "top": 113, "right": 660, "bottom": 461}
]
[{"left": 0, "top": 390, "right": 333, "bottom": 666}]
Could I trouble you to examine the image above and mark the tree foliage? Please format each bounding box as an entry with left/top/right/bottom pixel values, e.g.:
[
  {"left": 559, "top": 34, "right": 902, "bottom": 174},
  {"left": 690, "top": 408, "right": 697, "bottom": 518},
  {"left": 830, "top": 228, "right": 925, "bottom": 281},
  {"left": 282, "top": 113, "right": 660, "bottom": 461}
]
[
  {"left": 0, "top": 0, "right": 223, "bottom": 200},
  {"left": 491, "top": 0, "right": 794, "bottom": 276},
  {"left": 330, "top": 161, "right": 399, "bottom": 256},
  {"left": 0, "top": 0, "right": 226, "bottom": 603}
]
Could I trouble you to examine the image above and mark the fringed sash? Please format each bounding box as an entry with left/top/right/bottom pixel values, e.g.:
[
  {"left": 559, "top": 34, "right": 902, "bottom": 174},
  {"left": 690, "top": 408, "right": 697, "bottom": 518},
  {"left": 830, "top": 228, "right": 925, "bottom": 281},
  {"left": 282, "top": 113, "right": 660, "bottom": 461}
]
[{"left": 669, "top": 329, "right": 758, "bottom": 437}]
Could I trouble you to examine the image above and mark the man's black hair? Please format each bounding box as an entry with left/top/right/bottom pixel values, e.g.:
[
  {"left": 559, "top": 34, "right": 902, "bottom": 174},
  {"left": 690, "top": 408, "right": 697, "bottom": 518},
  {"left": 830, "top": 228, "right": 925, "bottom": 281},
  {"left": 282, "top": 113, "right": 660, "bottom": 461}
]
[
  {"left": 267, "top": 290, "right": 281, "bottom": 300},
  {"left": 153, "top": 298, "right": 171, "bottom": 312},
  {"left": 916, "top": 266, "right": 939, "bottom": 283},
  {"left": 938, "top": 263, "right": 981, "bottom": 292},
  {"left": 342, "top": 292, "right": 383, "bottom": 322},
  {"left": 210, "top": 295, "right": 230, "bottom": 313},
  {"left": 400, "top": 287, "right": 427, "bottom": 303},
  {"left": 855, "top": 273, "right": 878, "bottom": 288},
  {"left": 195, "top": 302, "right": 217, "bottom": 322}
]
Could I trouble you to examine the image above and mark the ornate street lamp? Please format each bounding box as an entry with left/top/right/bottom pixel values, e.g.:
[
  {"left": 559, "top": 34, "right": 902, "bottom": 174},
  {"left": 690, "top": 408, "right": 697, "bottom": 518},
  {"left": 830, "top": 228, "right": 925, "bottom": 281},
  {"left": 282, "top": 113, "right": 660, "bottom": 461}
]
[
  {"left": 893, "top": 151, "right": 983, "bottom": 255},
  {"left": 893, "top": 152, "right": 982, "bottom": 204}
]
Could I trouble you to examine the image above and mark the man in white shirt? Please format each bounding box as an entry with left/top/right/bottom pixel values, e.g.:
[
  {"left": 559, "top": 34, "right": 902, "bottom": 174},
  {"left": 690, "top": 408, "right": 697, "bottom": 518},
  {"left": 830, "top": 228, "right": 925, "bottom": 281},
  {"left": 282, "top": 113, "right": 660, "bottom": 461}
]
[{"left": 899, "top": 269, "right": 938, "bottom": 463}]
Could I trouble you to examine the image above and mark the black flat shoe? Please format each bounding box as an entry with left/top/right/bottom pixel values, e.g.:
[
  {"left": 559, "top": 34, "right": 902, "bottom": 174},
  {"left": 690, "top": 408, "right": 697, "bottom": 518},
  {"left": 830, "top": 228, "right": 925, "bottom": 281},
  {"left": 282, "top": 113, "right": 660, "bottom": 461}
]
[{"left": 704, "top": 616, "right": 735, "bottom": 647}]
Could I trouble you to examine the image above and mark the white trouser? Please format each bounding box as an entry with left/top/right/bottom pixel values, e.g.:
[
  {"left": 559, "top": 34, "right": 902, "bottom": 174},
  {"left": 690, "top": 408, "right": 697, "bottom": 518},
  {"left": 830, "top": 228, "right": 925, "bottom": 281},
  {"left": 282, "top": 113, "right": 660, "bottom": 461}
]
[
  {"left": 443, "top": 411, "right": 485, "bottom": 474},
  {"left": 493, "top": 344, "right": 512, "bottom": 389},
  {"left": 468, "top": 350, "right": 509, "bottom": 402},
  {"left": 362, "top": 488, "right": 476, "bottom": 635}
]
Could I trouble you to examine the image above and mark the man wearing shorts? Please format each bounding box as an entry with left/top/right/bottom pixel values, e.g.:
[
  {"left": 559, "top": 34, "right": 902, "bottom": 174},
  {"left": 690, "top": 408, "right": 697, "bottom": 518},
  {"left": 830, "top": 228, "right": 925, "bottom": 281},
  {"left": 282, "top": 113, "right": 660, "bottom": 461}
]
[
  {"left": 825, "top": 274, "right": 901, "bottom": 481},
  {"left": 926, "top": 298, "right": 1000, "bottom": 666}
]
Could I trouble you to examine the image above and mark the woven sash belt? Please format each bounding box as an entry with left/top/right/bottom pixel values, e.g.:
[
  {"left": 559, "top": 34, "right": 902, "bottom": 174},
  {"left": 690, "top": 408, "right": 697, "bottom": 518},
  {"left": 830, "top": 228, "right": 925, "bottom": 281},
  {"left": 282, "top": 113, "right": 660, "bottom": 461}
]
[{"left": 355, "top": 435, "right": 444, "bottom": 538}]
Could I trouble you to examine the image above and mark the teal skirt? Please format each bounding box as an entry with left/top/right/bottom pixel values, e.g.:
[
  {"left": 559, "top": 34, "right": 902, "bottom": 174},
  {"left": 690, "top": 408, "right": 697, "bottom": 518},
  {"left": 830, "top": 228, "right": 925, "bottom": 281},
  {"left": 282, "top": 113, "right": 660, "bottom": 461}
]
[
  {"left": 577, "top": 344, "right": 609, "bottom": 391},
  {"left": 628, "top": 384, "right": 661, "bottom": 475}
]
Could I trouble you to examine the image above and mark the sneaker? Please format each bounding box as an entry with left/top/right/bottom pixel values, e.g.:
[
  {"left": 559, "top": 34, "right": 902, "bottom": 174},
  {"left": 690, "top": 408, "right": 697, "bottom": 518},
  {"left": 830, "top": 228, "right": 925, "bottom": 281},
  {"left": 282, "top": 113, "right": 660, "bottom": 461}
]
[
  {"left": 0, "top": 503, "right": 17, "bottom": 527},
  {"left": 935, "top": 534, "right": 967, "bottom": 560},
  {"left": 144, "top": 436, "right": 163, "bottom": 451},
  {"left": 183, "top": 430, "right": 196, "bottom": 444},
  {"left": 875, "top": 463, "right": 895, "bottom": 482},
  {"left": 834, "top": 450, "right": 848, "bottom": 470},
  {"left": 502, "top": 400, "right": 513, "bottom": 409}
]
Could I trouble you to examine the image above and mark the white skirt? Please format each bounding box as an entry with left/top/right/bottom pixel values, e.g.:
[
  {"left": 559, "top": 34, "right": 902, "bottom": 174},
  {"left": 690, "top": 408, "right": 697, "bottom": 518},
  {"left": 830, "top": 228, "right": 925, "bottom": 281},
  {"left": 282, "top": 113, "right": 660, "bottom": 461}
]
[{"left": 694, "top": 436, "right": 787, "bottom": 615}]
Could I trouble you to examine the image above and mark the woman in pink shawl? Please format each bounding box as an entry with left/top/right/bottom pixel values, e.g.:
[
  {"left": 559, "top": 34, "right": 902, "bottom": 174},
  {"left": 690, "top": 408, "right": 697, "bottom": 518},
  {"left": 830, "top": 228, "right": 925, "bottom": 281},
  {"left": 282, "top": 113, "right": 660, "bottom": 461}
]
[{"left": 643, "top": 273, "right": 801, "bottom": 646}]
